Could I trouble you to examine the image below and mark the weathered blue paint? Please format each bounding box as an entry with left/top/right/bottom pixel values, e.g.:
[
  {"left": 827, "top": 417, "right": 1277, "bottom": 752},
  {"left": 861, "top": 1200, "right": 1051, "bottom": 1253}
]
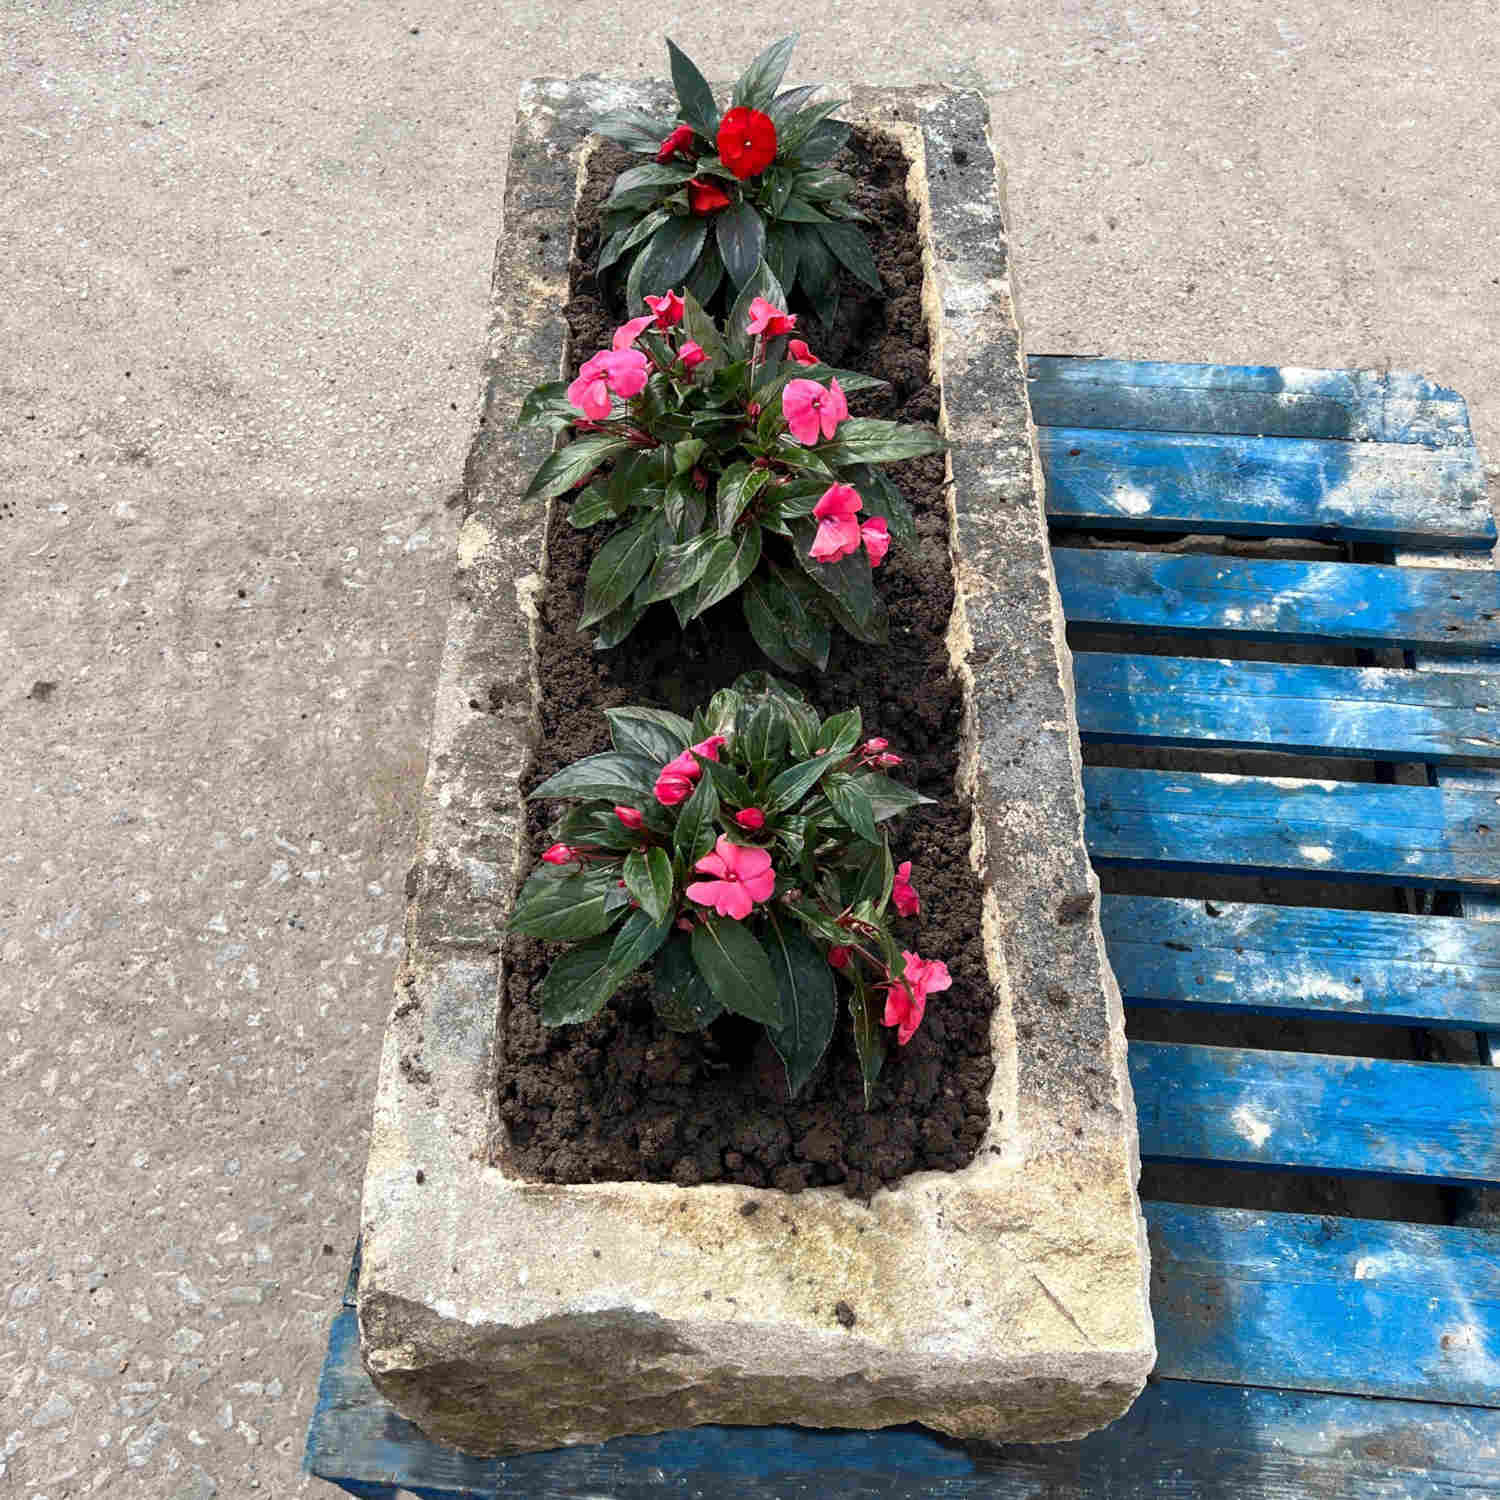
[
  {"left": 1055, "top": 548, "right": 1500, "bottom": 655},
  {"left": 1074, "top": 652, "right": 1500, "bottom": 765},
  {"left": 1027, "top": 356, "right": 1477, "bottom": 447},
  {"left": 1149, "top": 1202, "right": 1500, "bottom": 1405},
  {"left": 1084, "top": 766, "right": 1500, "bottom": 891},
  {"left": 1102, "top": 893, "right": 1500, "bottom": 1029},
  {"left": 1131, "top": 1041, "right": 1500, "bottom": 1185},
  {"left": 1041, "top": 427, "right": 1494, "bottom": 548},
  {"left": 305, "top": 1298, "right": 1500, "bottom": 1498}
]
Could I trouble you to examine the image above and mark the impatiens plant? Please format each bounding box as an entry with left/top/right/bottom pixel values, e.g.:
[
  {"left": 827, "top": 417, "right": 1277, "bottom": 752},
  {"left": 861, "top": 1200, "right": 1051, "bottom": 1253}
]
[
  {"left": 510, "top": 674, "right": 950, "bottom": 1104},
  {"left": 517, "top": 269, "right": 946, "bottom": 672},
  {"left": 590, "top": 34, "right": 880, "bottom": 324}
]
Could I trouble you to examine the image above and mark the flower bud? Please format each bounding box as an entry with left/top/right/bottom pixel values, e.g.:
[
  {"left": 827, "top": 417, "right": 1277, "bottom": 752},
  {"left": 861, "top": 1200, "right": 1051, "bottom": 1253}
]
[
  {"left": 734, "top": 807, "right": 766, "bottom": 831},
  {"left": 541, "top": 844, "right": 574, "bottom": 866},
  {"left": 614, "top": 805, "right": 645, "bottom": 830},
  {"left": 828, "top": 945, "right": 852, "bottom": 970},
  {"left": 862, "top": 737, "right": 889, "bottom": 754}
]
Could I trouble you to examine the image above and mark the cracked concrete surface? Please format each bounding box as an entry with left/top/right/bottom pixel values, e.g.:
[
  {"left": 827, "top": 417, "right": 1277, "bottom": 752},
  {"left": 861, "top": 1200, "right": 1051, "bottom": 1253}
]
[{"left": 3, "top": 3, "right": 1497, "bottom": 1495}]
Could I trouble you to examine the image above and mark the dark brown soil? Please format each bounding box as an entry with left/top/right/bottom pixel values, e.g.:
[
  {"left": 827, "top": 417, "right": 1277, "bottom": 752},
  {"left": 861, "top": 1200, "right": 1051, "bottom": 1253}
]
[{"left": 495, "top": 128, "right": 995, "bottom": 1199}]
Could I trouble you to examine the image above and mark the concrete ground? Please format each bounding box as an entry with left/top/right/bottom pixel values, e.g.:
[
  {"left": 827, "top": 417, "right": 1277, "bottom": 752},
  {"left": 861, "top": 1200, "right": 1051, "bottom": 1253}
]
[{"left": 1, "top": 3, "right": 1495, "bottom": 1495}]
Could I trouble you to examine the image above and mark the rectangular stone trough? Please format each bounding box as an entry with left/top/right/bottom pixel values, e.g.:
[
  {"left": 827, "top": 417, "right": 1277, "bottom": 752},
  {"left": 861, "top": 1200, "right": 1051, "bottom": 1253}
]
[{"left": 357, "top": 79, "right": 1154, "bottom": 1456}]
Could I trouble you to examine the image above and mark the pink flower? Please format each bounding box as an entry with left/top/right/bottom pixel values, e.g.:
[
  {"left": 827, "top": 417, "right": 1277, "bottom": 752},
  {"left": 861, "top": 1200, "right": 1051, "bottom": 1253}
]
[
  {"left": 807, "top": 482, "right": 864, "bottom": 564},
  {"left": 862, "top": 738, "right": 889, "bottom": 754},
  {"left": 679, "top": 341, "right": 707, "bottom": 369},
  {"left": 612, "top": 316, "right": 654, "bottom": 350},
  {"left": 614, "top": 805, "right": 645, "bottom": 830},
  {"left": 876, "top": 752, "right": 903, "bottom": 768},
  {"left": 734, "top": 807, "right": 766, "bottom": 830},
  {"left": 882, "top": 951, "right": 952, "bottom": 1046},
  {"left": 746, "top": 296, "right": 797, "bottom": 338},
  {"left": 567, "top": 348, "right": 651, "bottom": 417},
  {"left": 861, "top": 516, "right": 891, "bottom": 568},
  {"left": 787, "top": 338, "right": 819, "bottom": 367},
  {"left": 782, "top": 377, "right": 848, "bottom": 445},
  {"left": 686, "top": 835, "right": 776, "bottom": 921},
  {"left": 827, "top": 945, "right": 852, "bottom": 970},
  {"left": 654, "top": 771, "right": 695, "bottom": 806},
  {"left": 541, "top": 844, "right": 575, "bottom": 866},
  {"left": 644, "top": 290, "right": 684, "bottom": 329},
  {"left": 690, "top": 735, "right": 727, "bottom": 763},
  {"left": 656, "top": 124, "right": 696, "bottom": 163},
  {"left": 892, "top": 860, "right": 920, "bottom": 917}
]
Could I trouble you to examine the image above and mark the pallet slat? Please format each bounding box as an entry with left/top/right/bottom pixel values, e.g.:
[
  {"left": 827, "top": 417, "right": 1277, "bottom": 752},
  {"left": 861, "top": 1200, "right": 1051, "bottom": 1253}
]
[
  {"left": 1041, "top": 427, "right": 1494, "bottom": 548},
  {"left": 305, "top": 1301, "right": 1500, "bottom": 1499},
  {"left": 1028, "top": 357, "right": 1476, "bottom": 447},
  {"left": 1083, "top": 766, "right": 1500, "bottom": 891},
  {"left": 1150, "top": 1202, "right": 1500, "bottom": 1405},
  {"left": 1130, "top": 1042, "right": 1500, "bottom": 1186},
  {"left": 1055, "top": 549, "right": 1500, "bottom": 655},
  {"left": 1074, "top": 652, "right": 1500, "bottom": 764},
  {"left": 1101, "top": 893, "right": 1500, "bottom": 1030}
]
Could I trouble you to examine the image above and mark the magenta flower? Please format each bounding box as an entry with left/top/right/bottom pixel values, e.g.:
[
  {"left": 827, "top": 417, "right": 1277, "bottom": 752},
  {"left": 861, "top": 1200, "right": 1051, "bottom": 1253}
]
[
  {"left": 690, "top": 735, "right": 727, "bottom": 762},
  {"left": 882, "top": 951, "right": 952, "bottom": 1046},
  {"left": 734, "top": 806, "right": 766, "bottom": 831},
  {"left": 782, "top": 377, "right": 848, "bottom": 445},
  {"left": 787, "top": 338, "right": 819, "bottom": 367},
  {"left": 614, "top": 805, "right": 645, "bottom": 830},
  {"left": 644, "top": 290, "right": 684, "bottom": 329},
  {"left": 827, "top": 945, "right": 852, "bottom": 970},
  {"left": 656, "top": 124, "right": 696, "bottom": 163},
  {"left": 686, "top": 835, "right": 776, "bottom": 921},
  {"left": 807, "top": 482, "right": 864, "bottom": 564},
  {"left": 862, "top": 737, "right": 889, "bottom": 755},
  {"left": 876, "top": 752, "right": 903, "bottom": 768},
  {"left": 612, "top": 315, "right": 654, "bottom": 350},
  {"left": 567, "top": 348, "right": 650, "bottom": 417},
  {"left": 746, "top": 296, "right": 797, "bottom": 338},
  {"left": 654, "top": 771, "right": 695, "bottom": 806},
  {"left": 892, "top": 860, "right": 920, "bottom": 917},
  {"left": 541, "top": 843, "right": 575, "bottom": 866},
  {"left": 861, "top": 516, "right": 891, "bottom": 568},
  {"left": 679, "top": 341, "right": 707, "bottom": 369}
]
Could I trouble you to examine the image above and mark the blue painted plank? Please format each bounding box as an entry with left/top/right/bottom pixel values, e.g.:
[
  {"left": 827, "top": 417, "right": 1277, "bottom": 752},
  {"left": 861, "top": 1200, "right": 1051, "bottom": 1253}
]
[
  {"left": 1084, "top": 766, "right": 1500, "bottom": 892},
  {"left": 1054, "top": 549, "right": 1500, "bottom": 655},
  {"left": 1074, "top": 652, "right": 1500, "bottom": 765},
  {"left": 1149, "top": 1202, "right": 1500, "bottom": 1406},
  {"left": 1027, "top": 357, "right": 1476, "bottom": 447},
  {"left": 1041, "top": 427, "right": 1494, "bottom": 548},
  {"left": 1102, "top": 894, "right": 1500, "bottom": 1030},
  {"left": 1130, "top": 1041, "right": 1500, "bottom": 1186},
  {"left": 306, "top": 1300, "right": 1500, "bottom": 1498}
]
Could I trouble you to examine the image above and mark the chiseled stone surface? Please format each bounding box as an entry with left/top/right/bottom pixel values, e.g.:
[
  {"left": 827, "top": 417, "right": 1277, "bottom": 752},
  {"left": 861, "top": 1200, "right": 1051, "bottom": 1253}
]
[{"left": 357, "top": 79, "right": 1153, "bottom": 1456}]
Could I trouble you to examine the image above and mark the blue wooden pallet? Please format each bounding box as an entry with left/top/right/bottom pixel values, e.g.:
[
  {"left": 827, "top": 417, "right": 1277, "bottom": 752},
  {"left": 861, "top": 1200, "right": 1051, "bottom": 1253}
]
[{"left": 306, "top": 357, "right": 1500, "bottom": 1497}]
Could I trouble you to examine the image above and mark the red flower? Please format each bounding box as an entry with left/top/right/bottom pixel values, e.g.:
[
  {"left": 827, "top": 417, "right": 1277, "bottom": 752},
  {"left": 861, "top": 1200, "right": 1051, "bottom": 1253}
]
[
  {"left": 690, "top": 735, "right": 728, "bottom": 762},
  {"left": 614, "top": 805, "right": 645, "bottom": 830},
  {"left": 717, "top": 107, "right": 778, "bottom": 180},
  {"left": 734, "top": 807, "right": 766, "bottom": 831},
  {"left": 644, "top": 290, "right": 684, "bottom": 329},
  {"left": 679, "top": 341, "right": 707, "bottom": 369},
  {"left": 541, "top": 844, "right": 575, "bottom": 866},
  {"left": 787, "top": 338, "right": 819, "bottom": 367},
  {"left": 746, "top": 296, "right": 797, "bottom": 338},
  {"left": 827, "top": 945, "right": 852, "bottom": 970},
  {"left": 689, "top": 177, "right": 732, "bottom": 214},
  {"left": 656, "top": 124, "right": 696, "bottom": 163}
]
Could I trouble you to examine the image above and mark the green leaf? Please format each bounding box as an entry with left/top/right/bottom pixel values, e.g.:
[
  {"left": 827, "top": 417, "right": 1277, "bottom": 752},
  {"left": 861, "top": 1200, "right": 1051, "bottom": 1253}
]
[
  {"left": 767, "top": 84, "right": 821, "bottom": 129},
  {"left": 763, "top": 911, "right": 836, "bottom": 1097},
  {"left": 666, "top": 37, "right": 720, "bottom": 139},
  {"left": 701, "top": 687, "right": 743, "bottom": 738},
  {"left": 764, "top": 169, "right": 793, "bottom": 219},
  {"left": 537, "top": 932, "right": 622, "bottom": 1025},
  {"left": 851, "top": 770, "right": 935, "bottom": 821},
  {"left": 763, "top": 752, "right": 838, "bottom": 813},
  {"left": 715, "top": 201, "right": 766, "bottom": 289},
  {"left": 795, "top": 120, "right": 851, "bottom": 167},
  {"left": 792, "top": 222, "right": 838, "bottom": 322},
  {"left": 663, "top": 475, "right": 706, "bottom": 540},
  {"left": 794, "top": 168, "right": 856, "bottom": 202},
  {"left": 624, "top": 847, "right": 675, "bottom": 924},
  {"left": 790, "top": 518, "right": 874, "bottom": 627},
  {"left": 608, "top": 906, "right": 674, "bottom": 977},
  {"left": 607, "top": 162, "right": 697, "bottom": 210},
  {"left": 579, "top": 522, "right": 656, "bottom": 628},
  {"left": 731, "top": 34, "right": 798, "bottom": 112},
  {"left": 567, "top": 483, "right": 613, "bottom": 529},
  {"left": 553, "top": 803, "right": 640, "bottom": 853},
  {"left": 817, "top": 707, "right": 862, "bottom": 758},
  {"left": 682, "top": 289, "right": 728, "bottom": 369},
  {"left": 850, "top": 463, "right": 916, "bottom": 542},
  {"left": 591, "top": 594, "right": 647, "bottom": 650},
  {"left": 819, "top": 418, "right": 947, "bottom": 467},
  {"left": 597, "top": 207, "right": 670, "bottom": 274},
  {"left": 669, "top": 582, "right": 699, "bottom": 629},
  {"left": 778, "top": 197, "right": 830, "bottom": 223},
  {"left": 825, "top": 773, "right": 879, "bottom": 844},
  {"left": 691, "top": 523, "right": 762, "bottom": 616},
  {"left": 593, "top": 110, "right": 675, "bottom": 153},
  {"left": 763, "top": 223, "right": 800, "bottom": 297},
  {"left": 853, "top": 832, "right": 894, "bottom": 913},
  {"left": 639, "top": 531, "right": 718, "bottom": 604},
  {"left": 635, "top": 214, "right": 709, "bottom": 296},
  {"left": 673, "top": 772, "right": 719, "bottom": 863},
  {"left": 529, "top": 750, "right": 660, "bottom": 804},
  {"left": 509, "top": 866, "right": 629, "bottom": 940},
  {"left": 778, "top": 100, "right": 847, "bottom": 156},
  {"left": 714, "top": 464, "right": 770, "bottom": 533},
  {"left": 683, "top": 239, "right": 724, "bottom": 308},
  {"left": 604, "top": 707, "right": 694, "bottom": 761},
  {"left": 849, "top": 966, "right": 887, "bottom": 1108},
  {"left": 517, "top": 380, "right": 579, "bottom": 433},
  {"left": 735, "top": 697, "right": 787, "bottom": 774},
  {"left": 524, "top": 435, "right": 632, "bottom": 503},
  {"left": 814, "top": 222, "right": 881, "bottom": 291},
  {"left": 651, "top": 933, "right": 724, "bottom": 1032},
  {"left": 725, "top": 261, "right": 788, "bottom": 358},
  {"left": 740, "top": 575, "right": 806, "bottom": 674},
  {"left": 691, "top": 918, "right": 783, "bottom": 1025},
  {"left": 700, "top": 757, "right": 755, "bottom": 807}
]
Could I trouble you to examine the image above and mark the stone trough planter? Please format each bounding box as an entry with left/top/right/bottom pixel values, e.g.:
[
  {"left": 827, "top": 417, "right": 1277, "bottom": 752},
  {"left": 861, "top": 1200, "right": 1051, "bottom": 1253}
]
[{"left": 357, "top": 78, "right": 1153, "bottom": 1457}]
